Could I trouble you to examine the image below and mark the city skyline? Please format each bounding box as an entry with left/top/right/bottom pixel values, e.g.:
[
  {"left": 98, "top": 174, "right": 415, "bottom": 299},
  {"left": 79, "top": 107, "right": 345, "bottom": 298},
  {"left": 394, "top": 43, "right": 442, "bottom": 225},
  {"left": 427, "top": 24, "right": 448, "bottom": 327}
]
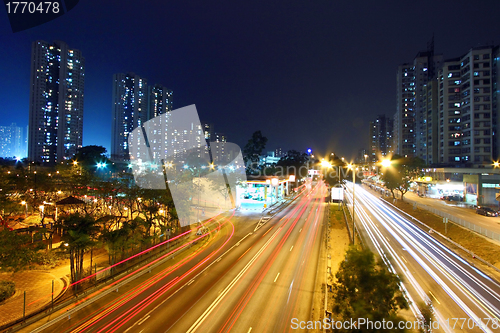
[{"left": 1, "top": 1, "right": 499, "bottom": 161}]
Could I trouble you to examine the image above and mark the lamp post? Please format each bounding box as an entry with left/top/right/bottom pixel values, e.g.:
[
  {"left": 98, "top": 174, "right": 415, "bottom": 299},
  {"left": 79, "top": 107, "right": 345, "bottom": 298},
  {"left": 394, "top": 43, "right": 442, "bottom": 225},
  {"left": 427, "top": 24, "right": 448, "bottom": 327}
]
[
  {"left": 21, "top": 201, "right": 27, "bottom": 218},
  {"left": 348, "top": 163, "right": 355, "bottom": 244},
  {"left": 39, "top": 205, "right": 45, "bottom": 220}
]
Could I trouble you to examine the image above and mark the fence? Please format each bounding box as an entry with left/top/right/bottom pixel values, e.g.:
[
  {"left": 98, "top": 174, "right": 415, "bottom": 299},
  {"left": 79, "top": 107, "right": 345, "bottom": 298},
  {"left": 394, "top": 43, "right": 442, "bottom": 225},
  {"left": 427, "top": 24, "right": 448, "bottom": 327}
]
[{"left": 403, "top": 197, "right": 500, "bottom": 242}]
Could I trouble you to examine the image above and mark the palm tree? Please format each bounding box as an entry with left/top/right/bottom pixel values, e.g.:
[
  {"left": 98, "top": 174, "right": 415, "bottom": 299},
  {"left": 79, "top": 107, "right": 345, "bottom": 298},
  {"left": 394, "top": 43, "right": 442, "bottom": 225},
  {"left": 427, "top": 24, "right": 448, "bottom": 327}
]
[{"left": 57, "top": 213, "right": 100, "bottom": 289}]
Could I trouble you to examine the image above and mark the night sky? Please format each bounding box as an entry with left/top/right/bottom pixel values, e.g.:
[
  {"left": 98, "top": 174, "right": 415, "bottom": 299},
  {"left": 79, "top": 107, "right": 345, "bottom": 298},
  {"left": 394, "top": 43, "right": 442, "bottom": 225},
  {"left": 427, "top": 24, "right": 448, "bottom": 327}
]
[{"left": 1, "top": 0, "right": 499, "bottom": 160}]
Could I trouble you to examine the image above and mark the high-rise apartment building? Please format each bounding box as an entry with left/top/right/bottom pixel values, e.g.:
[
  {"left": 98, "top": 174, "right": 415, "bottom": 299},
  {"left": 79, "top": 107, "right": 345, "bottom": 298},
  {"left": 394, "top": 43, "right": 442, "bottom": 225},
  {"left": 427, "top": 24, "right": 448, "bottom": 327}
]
[
  {"left": 396, "top": 44, "right": 500, "bottom": 167},
  {"left": 111, "top": 73, "right": 148, "bottom": 161},
  {"left": 395, "top": 43, "right": 443, "bottom": 159},
  {"left": 414, "top": 50, "right": 443, "bottom": 159},
  {"left": 422, "top": 79, "right": 439, "bottom": 164},
  {"left": 368, "top": 115, "right": 393, "bottom": 162},
  {"left": 146, "top": 84, "right": 173, "bottom": 161},
  {"left": 448, "top": 46, "right": 497, "bottom": 166},
  {"left": 0, "top": 123, "right": 25, "bottom": 158},
  {"left": 394, "top": 64, "right": 415, "bottom": 157},
  {"left": 437, "top": 58, "right": 462, "bottom": 165},
  {"left": 28, "top": 40, "right": 85, "bottom": 164}
]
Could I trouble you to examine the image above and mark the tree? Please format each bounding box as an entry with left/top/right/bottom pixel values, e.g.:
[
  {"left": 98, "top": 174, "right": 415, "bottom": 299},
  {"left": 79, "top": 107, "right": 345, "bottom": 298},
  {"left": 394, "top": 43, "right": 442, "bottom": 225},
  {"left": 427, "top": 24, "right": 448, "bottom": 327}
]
[
  {"left": 417, "top": 301, "right": 434, "bottom": 333},
  {"left": 243, "top": 131, "right": 267, "bottom": 174},
  {"left": 0, "top": 229, "right": 39, "bottom": 272},
  {"left": 276, "top": 150, "right": 310, "bottom": 179},
  {"left": 332, "top": 246, "right": 409, "bottom": 332},
  {"left": 72, "top": 145, "right": 111, "bottom": 175},
  {"left": 56, "top": 213, "right": 100, "bottom": 286},
  {"left": 323, "top": 154, "right": 346, "bottom": 187},
  {"left": 381, "top": 155, "right": 424, "bottom": 201},
  {"left": 381, "top": 167, "right": 402, "bottom": 200}
]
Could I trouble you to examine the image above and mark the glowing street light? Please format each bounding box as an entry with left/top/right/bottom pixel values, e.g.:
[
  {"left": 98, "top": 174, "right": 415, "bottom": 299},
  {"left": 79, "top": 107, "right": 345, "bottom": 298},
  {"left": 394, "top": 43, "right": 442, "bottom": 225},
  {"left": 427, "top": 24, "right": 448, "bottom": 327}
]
[
  {"left": 493, "top": 161, "right": 500, "bottom": 168},
  {"left": 21, "top": 201, "right": 27, "bottom": 218},
  {"left": 381, "top": 159, "right": 392, "bottom": 168},
  {"left": 321, "top": 160, "right": 332, "bottom": 168}
]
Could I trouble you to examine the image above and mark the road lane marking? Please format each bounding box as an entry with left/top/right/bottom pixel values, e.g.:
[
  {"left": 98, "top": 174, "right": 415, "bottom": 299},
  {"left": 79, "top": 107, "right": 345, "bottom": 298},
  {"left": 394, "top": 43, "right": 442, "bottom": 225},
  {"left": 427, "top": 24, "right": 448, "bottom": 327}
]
[
  {"left": 290, "top": 246, "right": 293, "bottom": 251},
  {"left": 137, "top": 315, "right": 150, "bottom": 326},
  {"left": 216, "top": 257, "right": 221, "bottom": 262},
  {"left": 238, "top": 247, "right": 252, "bottom": 260},
  {"left": 274, "top": 273, "right": 280, "bottom": 282},
  {"left": 429, "top": 291, "right": 441, "bottom": 305},
  {"left": 401, "top": 256, "right": 407, "bottom": 263},
  {"left": 248, "top": 328, "right": 252, "bottom": 333},
  {"left": 299, "top": 228, "right": 302, "bottom": 232},
  {"left": 144, "top": 232, "right": 254, "bottom": 320},
  {"left": 187, "top": 280, "right": 195, "bottom": 286},
  {"left": 186, "top": 225, "right": 283, "bottom": 333}
]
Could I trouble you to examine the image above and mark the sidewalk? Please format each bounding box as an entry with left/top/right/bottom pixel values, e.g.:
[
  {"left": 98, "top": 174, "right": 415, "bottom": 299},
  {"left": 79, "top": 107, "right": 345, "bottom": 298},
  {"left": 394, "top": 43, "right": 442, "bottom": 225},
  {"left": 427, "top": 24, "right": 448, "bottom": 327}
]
[
  {"left": 0, "top": 271, "right": 63, "bottom": 327},
  {"left": 0, "top": 248, "right": 110, "bottom": 328}
]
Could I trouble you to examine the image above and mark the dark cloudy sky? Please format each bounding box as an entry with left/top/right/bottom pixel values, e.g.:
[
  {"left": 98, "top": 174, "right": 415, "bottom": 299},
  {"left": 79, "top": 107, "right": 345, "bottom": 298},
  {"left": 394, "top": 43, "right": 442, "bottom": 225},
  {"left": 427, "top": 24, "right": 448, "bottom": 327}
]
[{"left": 1, "top": 0, "right": 499, "bottom": 160}]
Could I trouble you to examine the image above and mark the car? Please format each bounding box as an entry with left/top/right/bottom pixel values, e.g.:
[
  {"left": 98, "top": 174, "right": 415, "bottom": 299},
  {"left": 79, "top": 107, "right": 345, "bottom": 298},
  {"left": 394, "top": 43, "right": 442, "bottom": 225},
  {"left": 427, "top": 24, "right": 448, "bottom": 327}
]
[{"left": 476, "top": 206, "right": 498, "bottom": 217}]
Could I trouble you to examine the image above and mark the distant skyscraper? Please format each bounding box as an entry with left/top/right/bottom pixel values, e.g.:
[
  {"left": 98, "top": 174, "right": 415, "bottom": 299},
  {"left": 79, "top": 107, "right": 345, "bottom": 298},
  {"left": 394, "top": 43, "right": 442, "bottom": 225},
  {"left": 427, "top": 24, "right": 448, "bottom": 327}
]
[
  {"left": 368, "top": 115, "right": 393, "bottom": 162},
  {"left": 394, "top": 42, "right": 443, "bottom": 159},
  {"left": 0, "top": 123, "right": 24, "bottom": 158},
  {"left": 28, "top": 40, "right": 85, "bottom": 164},
  {"left": 111, "top": 73, "right": 148, "bottom": 161},
  {"left": 148, "top": 84, "right": 173, "bottom": 119},
  {"left": 147, "top": 84, "right": 173, "bottom": 160}
]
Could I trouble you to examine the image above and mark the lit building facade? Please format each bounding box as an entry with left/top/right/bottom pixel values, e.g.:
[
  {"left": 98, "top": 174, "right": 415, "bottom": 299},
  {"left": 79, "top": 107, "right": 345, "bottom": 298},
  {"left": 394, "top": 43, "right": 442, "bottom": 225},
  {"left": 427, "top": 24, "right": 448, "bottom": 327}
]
[
  {"left": 368, "top": 115, "right": 393, "bottom": 162},
  {"left": 111, "top": 73, "right": 148, "bottom": 161},
  {"left": 395, "top": 45, "right": 442, "bottom": 159},
  {"left": 28, "top": 40, "right": 85, "bottom": 164},
  {"left": 0, "top": 123, "right": 25, "bottom": 158},
  {"left": 146, "top": 84, "right": 173, "bottom": 160}
]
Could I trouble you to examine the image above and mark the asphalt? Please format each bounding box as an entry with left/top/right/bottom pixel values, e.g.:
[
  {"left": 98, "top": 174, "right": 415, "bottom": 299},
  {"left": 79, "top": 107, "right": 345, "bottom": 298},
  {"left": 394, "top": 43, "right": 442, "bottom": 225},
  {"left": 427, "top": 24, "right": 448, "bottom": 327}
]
[
  {"left": 348, "top": 183, "right": 500, "bottom": 333},
  {"left": 20, "top": 183, "right": 327, "bottom": 333}
]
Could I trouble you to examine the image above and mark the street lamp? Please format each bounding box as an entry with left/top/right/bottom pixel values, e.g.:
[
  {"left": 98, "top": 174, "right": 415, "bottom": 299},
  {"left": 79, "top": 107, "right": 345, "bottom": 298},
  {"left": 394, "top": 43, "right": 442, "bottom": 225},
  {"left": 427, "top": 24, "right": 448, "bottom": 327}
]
[
  {"left": 347, "top": 163, "right": 355, "bottom": 244},
  {"left": 21, "top": 201, "right": 27, "bottom": 218},
  {"left": 39, "top": 205, "right": 44, "bottom": 219},
  {"left": 321, "top": 160, "right": 332, "bottom": 168},
  {"left": 381, "top": 159, "right": 392, "bottom": 168}
]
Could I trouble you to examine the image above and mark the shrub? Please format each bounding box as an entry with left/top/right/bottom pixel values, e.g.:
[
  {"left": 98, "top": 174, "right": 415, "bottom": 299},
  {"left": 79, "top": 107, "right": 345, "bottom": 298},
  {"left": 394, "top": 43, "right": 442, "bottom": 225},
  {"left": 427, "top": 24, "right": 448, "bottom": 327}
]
[{"left": 0, "top": 281, "right": 15, "bottom": 302}]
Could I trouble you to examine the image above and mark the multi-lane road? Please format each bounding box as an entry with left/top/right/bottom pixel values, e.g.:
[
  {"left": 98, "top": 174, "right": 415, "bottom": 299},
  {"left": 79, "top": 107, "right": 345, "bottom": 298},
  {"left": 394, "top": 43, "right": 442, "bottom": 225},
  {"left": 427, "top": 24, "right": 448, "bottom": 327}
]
[
  {"left": 345, "top": 182, "right": 500, "bottom": 333},
  {"left": 27, "top": 181, "right": 327, "bottom": 333},
  {"left": 21, "top": 179, "right": 500, "bottom": 333}
]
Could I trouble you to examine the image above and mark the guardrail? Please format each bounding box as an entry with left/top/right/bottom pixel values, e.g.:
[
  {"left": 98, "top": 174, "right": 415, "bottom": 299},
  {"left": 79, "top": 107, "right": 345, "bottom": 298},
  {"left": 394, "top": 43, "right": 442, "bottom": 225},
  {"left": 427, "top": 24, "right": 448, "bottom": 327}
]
[
  {"left": 403, "top": 197, "right": 500, "bottom": 242},
  {"left": 382, "top": 198, "right": 500, "bottom": 274}
]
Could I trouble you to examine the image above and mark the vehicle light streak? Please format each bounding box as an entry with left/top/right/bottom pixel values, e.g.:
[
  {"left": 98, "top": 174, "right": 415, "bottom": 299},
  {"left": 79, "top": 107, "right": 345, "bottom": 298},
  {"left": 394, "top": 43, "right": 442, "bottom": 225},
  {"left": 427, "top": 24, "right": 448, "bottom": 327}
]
[
  {"left": 70, "top": 214, "right": 235, "bottom": 332},
  {"left": 186, "top": 184, "right": 319, "bottom": 333},
  {"left": 344, "top": 184, "right": 499, "bottom": 332},
  {"left": 357, "top": 190, "right": 500, "bottom": 322},
  {"left": 217, "top": 184, "right": 324, "bottom": 333}
]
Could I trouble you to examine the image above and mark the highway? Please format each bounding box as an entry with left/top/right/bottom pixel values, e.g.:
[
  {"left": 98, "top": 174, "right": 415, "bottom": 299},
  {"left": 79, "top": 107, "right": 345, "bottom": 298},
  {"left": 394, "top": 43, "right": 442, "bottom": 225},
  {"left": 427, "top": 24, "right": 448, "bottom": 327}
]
[
  {"left": 345, "top": 182, "right": 500, "bottom": 333},
  {"left": 31, "top": 181, "right": 327, "bottom": 333}
]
